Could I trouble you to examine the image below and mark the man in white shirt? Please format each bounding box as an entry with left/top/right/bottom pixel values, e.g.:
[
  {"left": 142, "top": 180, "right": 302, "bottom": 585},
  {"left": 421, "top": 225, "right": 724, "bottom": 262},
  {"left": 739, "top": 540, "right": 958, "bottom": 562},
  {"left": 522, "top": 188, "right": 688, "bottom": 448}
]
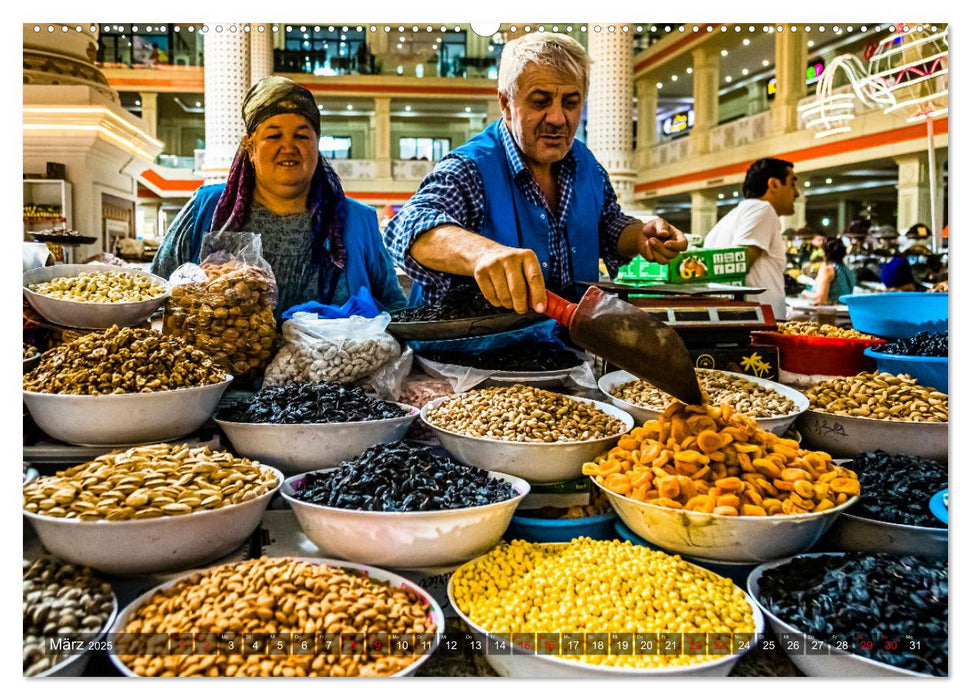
[{"left": 703, "top": 158, "right": 799, "bottom": 319}]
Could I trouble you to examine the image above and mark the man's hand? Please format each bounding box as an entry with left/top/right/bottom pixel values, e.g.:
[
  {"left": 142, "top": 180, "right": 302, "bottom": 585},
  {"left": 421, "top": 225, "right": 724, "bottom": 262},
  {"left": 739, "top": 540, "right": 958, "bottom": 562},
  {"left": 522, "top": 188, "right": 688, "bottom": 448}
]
[
  {"left": 472, "top": 244, "right": 548, "bottom": 314},
  {"left": 635, "top": 218, "right": 688, "bottom": 263}
]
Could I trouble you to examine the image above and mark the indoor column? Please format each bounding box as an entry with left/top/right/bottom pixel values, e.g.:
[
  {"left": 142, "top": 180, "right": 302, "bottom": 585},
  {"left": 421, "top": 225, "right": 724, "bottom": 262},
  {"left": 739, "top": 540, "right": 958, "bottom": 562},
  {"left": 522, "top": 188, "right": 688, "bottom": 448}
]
[
  {"left": 371, "top": 97, "right": 392, "bottom": 179},
  {"left": 201, "top": 23, "right": 250, "bottom": 182},
  {"left": 770, "top": 26, "right": 808, "bottom": 135},
  {"left": 139, "top": 92, "right": 158, "bottom": 138},
  {"left": 690, "top": 190, "right": 719, "bottom": 238},
  {"left": 634, "top": 77, "right": 658, "bottom": 171},
  {"left": 780, "top": 197, "right": 807, "bottom": 232},
  {"left": 249, "top": 24, "right": 274, "bottom": 85},
  {"left": 689, "top": 46, "right": 719, "bottom": 156}
]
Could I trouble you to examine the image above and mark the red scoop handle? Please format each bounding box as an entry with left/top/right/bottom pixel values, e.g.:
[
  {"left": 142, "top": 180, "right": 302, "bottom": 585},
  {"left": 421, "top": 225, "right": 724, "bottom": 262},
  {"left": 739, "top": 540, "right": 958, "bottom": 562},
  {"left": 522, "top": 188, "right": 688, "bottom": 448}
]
[{"left": 542, "top": 291, "right": 579, "bottom": 329}]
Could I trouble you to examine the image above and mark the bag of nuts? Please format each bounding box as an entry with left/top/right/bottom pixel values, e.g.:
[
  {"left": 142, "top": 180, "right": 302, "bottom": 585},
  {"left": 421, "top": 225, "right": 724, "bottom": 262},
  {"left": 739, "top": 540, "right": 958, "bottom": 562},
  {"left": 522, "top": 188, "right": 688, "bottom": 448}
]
[
  {"left": 263, "top": 312, "right": 400, "bottom": 386},
  {"left": 164, "top": 231, "right": 278, "bottom": 381}
]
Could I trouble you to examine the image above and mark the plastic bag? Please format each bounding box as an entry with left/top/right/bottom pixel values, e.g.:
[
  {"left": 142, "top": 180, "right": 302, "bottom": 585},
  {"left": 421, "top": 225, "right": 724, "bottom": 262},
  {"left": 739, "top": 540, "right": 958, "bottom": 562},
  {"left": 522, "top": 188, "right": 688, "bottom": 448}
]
[
  {"left": 355, "top": 346, "right": 414, "bottom": 401},
  {"left": 164, "top": 231, "right": 278, "bottom": 381},
  {"left": 263, "top": 312, "right": 400, "bottom": 386}
]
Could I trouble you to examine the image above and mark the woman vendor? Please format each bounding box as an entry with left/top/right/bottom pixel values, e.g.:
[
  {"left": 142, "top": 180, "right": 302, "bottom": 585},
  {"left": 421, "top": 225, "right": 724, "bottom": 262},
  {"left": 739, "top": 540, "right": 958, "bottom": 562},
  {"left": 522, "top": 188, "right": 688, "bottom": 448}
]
[{"left": 151, "top": 76, "right": 406, "bottom": 314}]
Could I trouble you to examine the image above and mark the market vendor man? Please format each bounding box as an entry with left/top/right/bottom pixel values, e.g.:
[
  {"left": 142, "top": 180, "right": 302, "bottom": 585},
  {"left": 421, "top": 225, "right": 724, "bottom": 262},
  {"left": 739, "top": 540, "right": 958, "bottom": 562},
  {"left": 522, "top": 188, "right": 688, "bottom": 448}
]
[{"left": 384, "top": 32, "right": 687, "bottom": 315}]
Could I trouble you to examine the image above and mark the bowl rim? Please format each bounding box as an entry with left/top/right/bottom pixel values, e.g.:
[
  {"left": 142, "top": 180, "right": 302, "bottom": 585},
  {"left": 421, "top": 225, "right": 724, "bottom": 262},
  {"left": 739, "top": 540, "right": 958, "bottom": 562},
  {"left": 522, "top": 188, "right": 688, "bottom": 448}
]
[
  {"left": 751, "top": 329, "right": 885, "bottom": 346},
  {"left": 214, "top": 401, "right": 418, "bottom": 427},
  {"left": 22, "top": 464, "right": 283, "bottom": 527},
  {"left": 839, "top": 291, "right": 948, "bottom": 303},
  {"left": 598, "top": 368, "right": 809, "bottom": 420},
  {"left": 32, "top": 584, "right": 119, "bottom": 677},
  {"left": 447, "top": 542, "right": 764, "bottom": 676},
  {"left": 23, "top": 264, "right": 171, "bottom": 308},
  {"left": 591, "top": 476, "right": 861, "bottom": 522},
  {"left": 839, "top": 510, "right": 947, "bottom": 533},
  {"left": 801, "top": 407, "right": 948, "bottom": 427},
  {"left": 746, "top": 552, "right": 936, "bottom": 677},
  {"left": 22, "top": 375, "right": 233, "bottom": 400},
  {"left": 862, "top": 346, "right": 948, "bottom": 362},
  {"left": 414, "top": 351, "right": 586, "bottom": 379},
  {"left": 107, "top": 555, "right": 444, "bottom": 677},
  {"left": 280, "top": 468, "right": 531, "bottom": 518},
  {"left": 420, "top": 394, "right": 634, "bottom": 446}
]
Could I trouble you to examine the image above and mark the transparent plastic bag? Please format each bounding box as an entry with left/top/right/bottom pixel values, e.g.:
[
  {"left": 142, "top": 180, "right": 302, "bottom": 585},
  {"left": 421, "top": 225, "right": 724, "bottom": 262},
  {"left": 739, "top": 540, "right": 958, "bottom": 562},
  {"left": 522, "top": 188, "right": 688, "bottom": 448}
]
[
  {"left": 263, "top": 312, "right": 401, "bottom": 386},
  {"left": 355, "top": 346, "right": 414, "bottom": 401},
  {"left": 164, "top": 231, "right": 278, "bottom": 380}
]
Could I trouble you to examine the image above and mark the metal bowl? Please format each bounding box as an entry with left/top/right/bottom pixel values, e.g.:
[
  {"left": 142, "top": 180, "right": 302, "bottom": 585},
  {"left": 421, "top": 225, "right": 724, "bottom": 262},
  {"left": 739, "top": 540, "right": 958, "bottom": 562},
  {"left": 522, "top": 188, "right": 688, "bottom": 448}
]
[
  {"left": 799, "top": 409, "right": 948, "bottom": 461},
  {"left": 420, "top": 395, "right": 634, "bottom": 484},
  {"left": 388, "top": 311, "right": 545, "bottom": 341},
  {"left": 447, "top": 545, "right": 763, "bottom": 677},
  {"left": 748, "top": 553, "right": 935, "bottom": 677},
  {"left": 32, "top": 589, "right": 118, "bottom": 677},
  {"left": 281, "top": 471, "right": 529, "bottom": 568},
  {"left": 23, "top": 378, "right": 232, "bottom": 446},
  {"left": 594, "top": 478, "right": 859, "bottom": 563},
  {"left": 216, "top": 403, "right": 418, "bottom": 475},
  {"left": 598, "top": 369, "right": 809, "bottom": 435},
  {"left": 23, "top": 352, "right": 41, "bottom": 373},
  {"left": 23, "top": 264, "right": 170, "bottom": 329},
  {"left": 23, "top": 466, "right": 282, "bottom": 576},
  {"left": 415, "top": 354, "right": 584, "bottom": 390},
  {"left": 823, "top": 512, "right": 947, "bottom": 559},
  {"left": 108, "top": 557, "right": 444, "bottom": 677}
]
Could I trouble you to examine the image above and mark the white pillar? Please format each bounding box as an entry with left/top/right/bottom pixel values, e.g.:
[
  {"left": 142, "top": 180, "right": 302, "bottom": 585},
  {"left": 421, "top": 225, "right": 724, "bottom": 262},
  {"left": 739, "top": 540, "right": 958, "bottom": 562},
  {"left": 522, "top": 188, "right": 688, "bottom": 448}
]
[
  {"left": 770, "top": 26, "right": 808, "bottom": 135},
  {"left": 634, "top": 77, "right": 658, "bottom": 171},
  {"left": 371, "top": 97, "right": 392, "bottom": 179},
  {"left": 140, "top": 92, "right": 158, "bottom": 138},
  {"left": 586, "top": 24, "right": 635, "bottom": 207},
  {"left": 202, "top": 23, "right": 250, "bottom": 183},
  {"left": 691, "top": 190, "right": 719, "bottom": 238},
  {"left": 689, "top": 46, "right": 719, "bottom": 156},
  {"left": 249, "top": 24, "right": 274, "bottom": 86},
  {"left": 780, "top": 197, "right": 807, "bottom": 232},
  {"left": 486, "top": 99, "right": 502, "bottom": 125},
  {"left": 746, "top": 81, "right": 765, "bottom": 117},
  {"left": 896, "top": 152, "right": 944, "bottom": 234}
]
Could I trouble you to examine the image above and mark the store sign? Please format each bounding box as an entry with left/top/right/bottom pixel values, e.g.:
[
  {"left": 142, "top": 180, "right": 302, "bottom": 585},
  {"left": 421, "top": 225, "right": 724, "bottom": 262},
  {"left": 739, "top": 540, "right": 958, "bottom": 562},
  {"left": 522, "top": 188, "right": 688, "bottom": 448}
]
[
  {"left": 766, "top": 60, "right": 826, "bottom": 98},
  {"left": 662, "top": 109, "right": 694, "bottom": 135}
]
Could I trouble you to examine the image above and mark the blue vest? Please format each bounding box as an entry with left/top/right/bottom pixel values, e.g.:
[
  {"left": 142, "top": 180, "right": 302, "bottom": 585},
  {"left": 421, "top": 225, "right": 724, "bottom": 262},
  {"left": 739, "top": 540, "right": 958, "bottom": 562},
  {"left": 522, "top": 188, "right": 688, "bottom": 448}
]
[
  {"left": 188, "top": 183, "right": 405, "bottom": 311},
  {"left": 410, "top": 119, "right": 605, "bottom": 305}
]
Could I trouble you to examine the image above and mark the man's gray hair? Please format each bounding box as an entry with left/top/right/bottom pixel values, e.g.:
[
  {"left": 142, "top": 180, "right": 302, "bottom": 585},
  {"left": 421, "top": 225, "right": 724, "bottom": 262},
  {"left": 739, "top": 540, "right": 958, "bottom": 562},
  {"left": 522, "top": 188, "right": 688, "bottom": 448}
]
[{"left": 497, "top": 32, "right": 590, "bottom": 98}]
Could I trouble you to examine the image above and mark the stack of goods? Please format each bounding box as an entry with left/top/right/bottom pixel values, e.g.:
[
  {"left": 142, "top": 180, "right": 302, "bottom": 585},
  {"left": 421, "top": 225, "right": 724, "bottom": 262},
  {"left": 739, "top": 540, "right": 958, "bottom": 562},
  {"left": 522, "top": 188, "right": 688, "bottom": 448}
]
[
  {"left": 23, "top": 325, "right": 225, "bottom": 394},
  {"left": 584, "top": 403, "right": 858, "bottom": 516},
  {"left": 293, "top": 442, "right": 517, "bottom": 512},
  {"left": 756, "top": 553, "right": 947, "bottom": 675},
  {"left": 114, "top": 557, "right": 436, "bottom": 676},
  {"left": 846, "top": 451, "right": 947, "bottom": 527},
  {"left": 420, "top": 342, "right": 583, "bottom": 372},
  {"left": 452, "top": 538, "right": 755, "bottom": 669},
  {"left": 425, "top": 384, "right": 625, "bottom": 443},
  {"left": 220, "top": 382, "right": 408, "bottom": 424},
  {"left": 28, "top": 271, "right": 166, "bottom": 304},
  {"left": 777, "top": 321, "right": 873, "bottom": 339},
  {"left": 805, "top": 372, "right": 947, "bottom": 422}
]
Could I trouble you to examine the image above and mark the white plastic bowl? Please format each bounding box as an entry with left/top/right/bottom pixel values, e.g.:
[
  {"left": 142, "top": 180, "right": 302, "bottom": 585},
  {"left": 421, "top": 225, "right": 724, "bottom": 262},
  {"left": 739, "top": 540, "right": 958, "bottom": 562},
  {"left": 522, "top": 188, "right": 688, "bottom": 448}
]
[
  {"left": 599, "top": 369, "right": 809, "bottom": 436},
  {"left": 594, "top": 478, "right": 858, "bottom": 563},
  {"left": 281, "top": 470, "right": 529, "bottom": 568},
  {"left": 23, "top": 264, "right": 170, "bottom": 329},
  {"left": 748, "top": 553, "right": 935, "bottom": 677},
  {"left": 31, "top": 589, "right": 118, "bottom": 677},
  {"left": 799, "top": 409, "right": 947, "bottom": 461},
  {"left": 23, "top": 377, "right": 232, "bottom": 447},
  {"left": 447, "top": 546, "right": 763, "bottom": 677},
  {"left": 420, "top": 395, "right": 634, "bottom": 484},
  {"left": 824, "top": 512, "right": 948, "bottom": 559},
  {"left": 23, "top": 465, "right": 282, "bottom": 575},
  {"left": 108, "top": 557, "right": 444, "bottom": 677},
  {"left": 216, "top": 403, "right": 418, "bottom": 475}
]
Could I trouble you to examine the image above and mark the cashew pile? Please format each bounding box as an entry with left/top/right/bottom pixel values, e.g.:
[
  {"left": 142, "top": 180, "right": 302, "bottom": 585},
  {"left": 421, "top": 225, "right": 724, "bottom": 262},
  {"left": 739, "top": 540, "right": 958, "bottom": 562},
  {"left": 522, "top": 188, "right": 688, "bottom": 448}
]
[
  {"left": 23, "top": 557, "right": 115, "bottom": 677},
  {"left": 23, "top": 443, "right": 279, "bottom": 521},
  {"left": 29, "top": 271, "right": 167, "bottom": 304},
  {"left": 806, "top": 372, "right": 947, "bottom": 423},
  {"left": 612, "top": 369, "right": 798, "bottom": 418},
  {"left": 777, "top": 321, "right": 873, "bottom": 339},
  {"left": 425, "top": 384, "right": 626, "bottom": 442},
  {"left": 115, "top": 556, "right": 436, "bottom": 677},
  {"left": 264, "top": 336, "right": 398, "bottom": 386},
  {"left": 165, "top": 261, "right": 277, "bottom": 380},
  {"left": 23, "top": 325, "right": 225, "bottom": 395}
]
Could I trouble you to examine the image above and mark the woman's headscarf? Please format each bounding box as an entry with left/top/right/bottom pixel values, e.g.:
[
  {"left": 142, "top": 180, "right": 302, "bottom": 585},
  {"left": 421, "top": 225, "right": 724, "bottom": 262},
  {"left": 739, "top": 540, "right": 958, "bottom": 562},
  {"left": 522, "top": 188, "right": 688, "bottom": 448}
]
[{"left": 211, "top": 76, "right": 347, "bottom": 271}]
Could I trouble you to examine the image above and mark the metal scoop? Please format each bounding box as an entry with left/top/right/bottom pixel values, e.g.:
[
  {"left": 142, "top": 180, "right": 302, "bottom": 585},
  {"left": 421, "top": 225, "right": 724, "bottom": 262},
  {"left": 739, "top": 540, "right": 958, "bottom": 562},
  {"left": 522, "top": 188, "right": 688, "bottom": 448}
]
[{"left": 543, "top": 286, "right": 703, "bottom": 405}]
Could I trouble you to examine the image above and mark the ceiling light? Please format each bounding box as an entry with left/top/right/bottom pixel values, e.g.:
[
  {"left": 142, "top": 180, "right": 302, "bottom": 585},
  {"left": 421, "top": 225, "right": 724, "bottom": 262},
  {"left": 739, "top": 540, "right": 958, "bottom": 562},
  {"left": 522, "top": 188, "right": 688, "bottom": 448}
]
[
  {"left": 686, "top": 67, "right": 693, "bottom": 74},
  {"left": 804, "top": 181, "right": 811, "bottom": 187},
  {"left": 656, "top": 82, "right": 663, "bottom": 89},
  {"left": 725, "top": 75, "right": 732, "bottom": 82},
  {"left": 195, "top": 101, "right": 201, "bottom": 107},
  {"left": 808, "top": 40, "right": 815, "bottom": 47},
  {"left": 671, "top": 75, "right": 678, "bottom": 81},
  {"left": 721, "top": 49, "right": 728, "bottom": 56},
  {"left": 134, "top": 100, "right": 141, "bottom": 106},
  {"left": 465, "top": 106, "right": 471, "bottom": 112},
  {"left": 405, "top": 105, "right": 412, "bottom": 112},
  {"left": 743, "top": 38, "right": 750, "bottom": 45},
  {"left": 742, "top": 69, "right": 749, "bottom": 76},
  {"left": 341, "top": 34, "right": 346, "bottom": 40},
  {"left": 825, "top": 177, "right": 833, "bottom": 184},
  {"left": 718, "top": 193, "right": 725, "bottom": 199},
  {"left": 733, "top": 191, "right": 739, "bottom": 196},
  {"left": 346, "top": 104, "right": 353, "bottom": 110},
  {"left": 762, "top": 59, "right": 770, "bottom": 67}
]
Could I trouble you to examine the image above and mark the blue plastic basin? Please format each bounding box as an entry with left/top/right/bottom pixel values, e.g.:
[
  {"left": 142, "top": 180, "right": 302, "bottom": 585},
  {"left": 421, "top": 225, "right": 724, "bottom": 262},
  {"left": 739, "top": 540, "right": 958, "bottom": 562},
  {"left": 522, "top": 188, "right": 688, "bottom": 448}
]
[
  {"left": 863, "top": 347, "right": 948, "bottom": 392},
  {"left": 504, "top": 511, "right": 618, "bottom": 543},
  {"left": 840, "top": 292, "right": 948, "bottom": 339}
]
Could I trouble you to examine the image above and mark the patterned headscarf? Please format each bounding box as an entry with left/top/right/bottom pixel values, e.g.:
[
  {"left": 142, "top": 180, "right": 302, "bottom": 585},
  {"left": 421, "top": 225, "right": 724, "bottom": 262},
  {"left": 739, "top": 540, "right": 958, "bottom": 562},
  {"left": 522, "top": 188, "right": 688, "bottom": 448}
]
[{"left": 211, "top": 76, "right": 346, "bottom": 271}]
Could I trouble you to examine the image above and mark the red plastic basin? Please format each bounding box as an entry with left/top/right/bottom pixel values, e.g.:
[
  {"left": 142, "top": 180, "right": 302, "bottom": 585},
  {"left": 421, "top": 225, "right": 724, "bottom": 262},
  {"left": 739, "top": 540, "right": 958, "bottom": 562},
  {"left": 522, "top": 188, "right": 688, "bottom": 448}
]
[{"left": 750, "top": 331, "right": 887, "bottom": 376}]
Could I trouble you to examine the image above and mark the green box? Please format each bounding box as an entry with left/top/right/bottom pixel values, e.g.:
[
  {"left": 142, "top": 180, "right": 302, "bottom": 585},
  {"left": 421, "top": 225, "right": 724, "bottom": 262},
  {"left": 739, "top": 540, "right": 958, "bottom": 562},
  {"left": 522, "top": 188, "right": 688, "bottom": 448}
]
[{"left": 617, "top": 247, "right": 748, "bottom": 285}]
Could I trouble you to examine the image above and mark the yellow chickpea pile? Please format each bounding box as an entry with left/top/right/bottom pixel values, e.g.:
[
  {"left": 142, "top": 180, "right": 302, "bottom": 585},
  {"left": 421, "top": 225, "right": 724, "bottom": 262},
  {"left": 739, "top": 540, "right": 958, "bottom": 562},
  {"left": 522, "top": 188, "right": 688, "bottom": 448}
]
[
  {"left": 583, "top": 403, "right": 859, "bottom": 516},
  {"left": 452, "top": 539, "right": 755, "bottom": 669}
]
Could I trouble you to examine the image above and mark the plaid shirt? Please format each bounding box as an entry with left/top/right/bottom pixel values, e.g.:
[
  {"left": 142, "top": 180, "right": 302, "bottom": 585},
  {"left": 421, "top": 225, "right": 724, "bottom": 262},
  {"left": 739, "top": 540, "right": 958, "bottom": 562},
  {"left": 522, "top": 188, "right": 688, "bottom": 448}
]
[{"left": 384, "top": 120, "right": 640, "bottom": 303}]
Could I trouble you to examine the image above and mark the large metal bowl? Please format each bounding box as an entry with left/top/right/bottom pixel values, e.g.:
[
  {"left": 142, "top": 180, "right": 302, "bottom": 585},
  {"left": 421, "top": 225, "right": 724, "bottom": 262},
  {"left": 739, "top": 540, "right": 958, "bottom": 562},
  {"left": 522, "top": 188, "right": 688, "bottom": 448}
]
[
  {"left": 415, "top": 354, "right": 585, "bottom": 390},
  {"left": 799, "top": 409, "right": 948, "bottom": 461},
  {"left": 108, "top": 556, "right": 444, "bottom": 677},
  {"left": 594, "top": 478, "right": 858, "bottom": 563},
  {"left": 447, "top": 545, "right": 763, "bottom": 677},
  {"left": 823, "top": 512, "right": 948, "bottom": 559},
  {"left": 598, "top": 369, "right": 809, "bottom": 435},
  {"left": 32, "top": 589, "right": 118, "bottom": 677},
  {"left": 281, "top": 471, "right": 529, "bottom": 568},
  {"left": 420, "top": 395, "right": 634, "bottom": 483},
  {"left": 23, "top": 264, "right": 170, "bottom": 329},
  {"left": 216, "top": 403, "right": 418, "bottom": 475},
  {"left": 748, "top": 553, "right": 935, "bottom": 677},
  {"left": 23, "top": 378, "right": 232, "bottom": 446},
  {"left": 23, "top": 465, "right": 282, "bottom": 576}
]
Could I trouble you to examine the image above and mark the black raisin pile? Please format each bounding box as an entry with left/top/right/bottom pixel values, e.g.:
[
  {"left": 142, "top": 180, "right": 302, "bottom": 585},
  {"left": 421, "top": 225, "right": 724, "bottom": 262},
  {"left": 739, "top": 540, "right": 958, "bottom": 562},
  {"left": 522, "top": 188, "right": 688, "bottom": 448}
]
[
  {"left": 421, "top": 342, "right": 583, "bottom": 372},
  {"left": 847, "top": 451, "right": 947, "bottom": 527},
  {"left": 391, "top": 286, "right": 511, "bottom": 322},
  {"left": 878, "top": 332, "right": 948, "bottom": 357},
  {"left": 219, "top": 382, "right": 408, "bottom": 424}
]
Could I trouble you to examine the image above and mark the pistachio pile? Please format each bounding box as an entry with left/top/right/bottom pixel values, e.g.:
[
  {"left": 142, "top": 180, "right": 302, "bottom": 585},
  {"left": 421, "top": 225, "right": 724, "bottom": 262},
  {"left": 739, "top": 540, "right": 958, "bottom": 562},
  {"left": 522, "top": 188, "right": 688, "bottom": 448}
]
[
  {"left": 806, "top": 372, "right": 947, "bottom": 422},
  {"left": 23, "top": 325, "right": 225, "bottom": 395},
  {"left": 29, "top": 271, "right": 167, "bottom": 303}
]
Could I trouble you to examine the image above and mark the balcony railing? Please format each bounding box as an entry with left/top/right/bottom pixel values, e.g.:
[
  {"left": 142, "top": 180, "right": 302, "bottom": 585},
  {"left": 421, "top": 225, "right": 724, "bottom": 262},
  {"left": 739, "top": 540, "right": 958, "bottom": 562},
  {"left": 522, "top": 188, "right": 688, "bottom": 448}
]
[
  {"left": 648, "top": 137, "right": 689, "bottom": 169},
  {"left": 330, "top": 160, "right": 377, "bottom": 180},
  {"left": 392, "top": 159, "right": 435, "bottom": 180},
  {"left": 709, "top": 111, "right": 772, "bottom": 151}
]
